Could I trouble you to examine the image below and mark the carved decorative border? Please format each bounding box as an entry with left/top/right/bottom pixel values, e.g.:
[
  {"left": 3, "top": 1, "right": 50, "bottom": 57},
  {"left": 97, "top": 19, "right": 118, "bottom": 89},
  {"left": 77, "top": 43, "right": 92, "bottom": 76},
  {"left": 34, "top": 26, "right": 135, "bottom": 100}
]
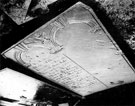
[{"left": 2, "top": 2, "right": 135, "bottom": 97}]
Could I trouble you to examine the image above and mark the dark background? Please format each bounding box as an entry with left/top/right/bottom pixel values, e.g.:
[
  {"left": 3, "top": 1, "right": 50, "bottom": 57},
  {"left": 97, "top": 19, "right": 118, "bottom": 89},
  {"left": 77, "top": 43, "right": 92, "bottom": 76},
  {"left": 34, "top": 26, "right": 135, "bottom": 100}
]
[{"left": 0, "top": 0, "right": 135, "bottom": 105}]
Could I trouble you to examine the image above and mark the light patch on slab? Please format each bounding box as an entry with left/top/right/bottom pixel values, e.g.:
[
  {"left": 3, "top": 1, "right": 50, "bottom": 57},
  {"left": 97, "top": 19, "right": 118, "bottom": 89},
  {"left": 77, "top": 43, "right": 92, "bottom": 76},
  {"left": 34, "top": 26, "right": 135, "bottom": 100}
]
[
  {"left": 0, "top": 68, "right": 77, "bottom": 105},
  {"left": 0, "top": 68, "right": 42, "bottom": 100}
]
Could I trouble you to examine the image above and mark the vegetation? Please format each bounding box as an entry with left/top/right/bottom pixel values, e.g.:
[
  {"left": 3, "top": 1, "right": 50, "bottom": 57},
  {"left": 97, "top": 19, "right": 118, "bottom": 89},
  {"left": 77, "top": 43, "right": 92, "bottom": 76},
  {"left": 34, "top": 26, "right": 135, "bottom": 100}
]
[
  {"left": 0, "top": 11, "right": 13, "bottom": 37},
  {"left": 98, "top": 0, "right": 135, "bottom": 50}
]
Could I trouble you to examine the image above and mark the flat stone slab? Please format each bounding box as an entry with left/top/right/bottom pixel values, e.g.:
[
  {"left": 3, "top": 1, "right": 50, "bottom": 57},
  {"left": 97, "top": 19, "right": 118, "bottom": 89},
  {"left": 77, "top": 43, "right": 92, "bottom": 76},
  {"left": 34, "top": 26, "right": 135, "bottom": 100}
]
[
  {"left": 0, "top": 68, "right": 78, "bottom": 105},
  {"left": 0, "top": 0, "right": 32, "bottom": 25},
  {"left": 2, "top": 2, "right": 135, "bottom": 97},
  {"left": 0, "top": 0, "right": 57, "bottom": 25}
]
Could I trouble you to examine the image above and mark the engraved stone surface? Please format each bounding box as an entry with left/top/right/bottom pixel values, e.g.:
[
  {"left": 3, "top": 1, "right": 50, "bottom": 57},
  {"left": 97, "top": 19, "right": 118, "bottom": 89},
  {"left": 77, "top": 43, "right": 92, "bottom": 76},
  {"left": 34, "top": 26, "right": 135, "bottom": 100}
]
[{"left": 2, "top": 2, "right": 135, "bottom": 96}]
